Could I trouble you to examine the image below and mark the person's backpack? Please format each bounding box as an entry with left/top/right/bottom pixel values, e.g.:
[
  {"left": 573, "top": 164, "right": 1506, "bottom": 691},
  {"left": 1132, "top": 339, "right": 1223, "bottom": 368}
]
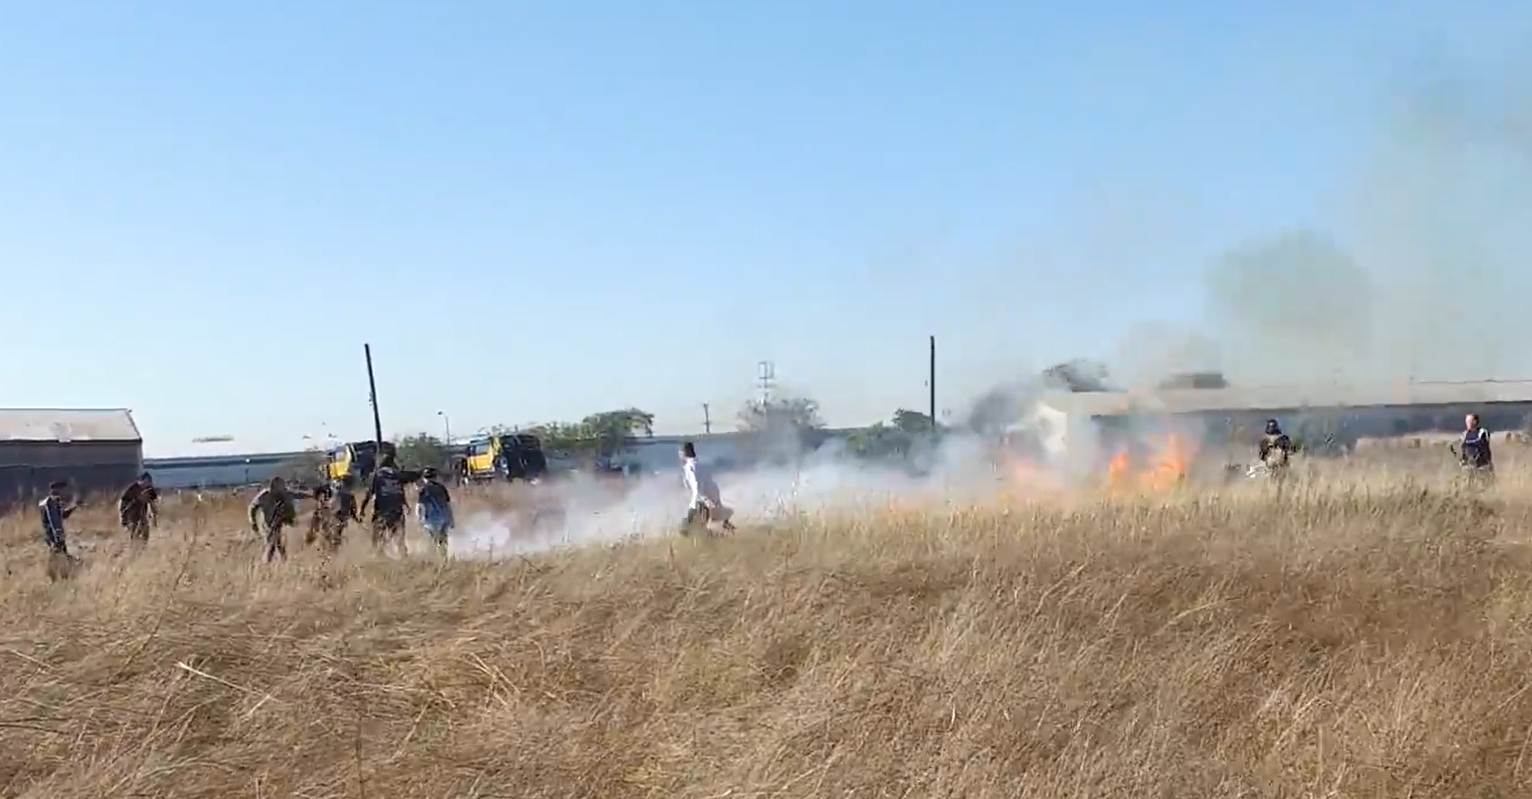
[{"left": 374, "top": 469, "right": 405, "bottom": 505}]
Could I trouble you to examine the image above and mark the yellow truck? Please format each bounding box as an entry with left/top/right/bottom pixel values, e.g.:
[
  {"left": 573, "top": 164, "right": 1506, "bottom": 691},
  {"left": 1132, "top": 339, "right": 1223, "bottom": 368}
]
[
  {"left": 324, "top": 440, "right": 398, "bottom": 483},
  {"left": 462, "top": 434, "right": 547, "bottom": 482}
]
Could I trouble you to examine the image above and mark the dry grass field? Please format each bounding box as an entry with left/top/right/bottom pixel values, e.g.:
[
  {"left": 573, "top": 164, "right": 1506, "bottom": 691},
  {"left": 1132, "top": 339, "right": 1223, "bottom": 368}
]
[{"left": 5, "top": 450, "right": 1532, "bottom": 797}]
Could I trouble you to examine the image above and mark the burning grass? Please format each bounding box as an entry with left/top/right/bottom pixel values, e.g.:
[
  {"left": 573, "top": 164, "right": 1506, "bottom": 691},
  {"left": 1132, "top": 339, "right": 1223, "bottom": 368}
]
[{"left": 4, "top": 458, "right": 1532, "bottom": 797}]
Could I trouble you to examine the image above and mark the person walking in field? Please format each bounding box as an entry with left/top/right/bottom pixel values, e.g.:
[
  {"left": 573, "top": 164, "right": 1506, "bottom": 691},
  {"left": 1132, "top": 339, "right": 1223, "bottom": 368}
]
[
  {"left": 1258, "top": 419, "right": 1295, "bottom": 475},
  {"left": 305, "top": 480, "right": 332, "bottom": 549},
  {"left": 679, "top": 441, "right": 736, "bottom": 536},
  {"left": 1458, "top": 412, "right": 1495, "bottom": 490},
  {"left": 361, "top": 454, "right": 413, "bottom": 556},
  {"left": 39, "top": 480, "right": 80, "bottom": 580},
  {"left": 249, "top": 476, "right": 306, "bottom": 562},
  {"left": 307, "top": 476, "right": 361, "bottom": 553},
  {"left": 414, "top": 467, "right": 455, "bottom": 556},
  {"left": 118, "top": 472, "right": 159, "bottom": 545}
]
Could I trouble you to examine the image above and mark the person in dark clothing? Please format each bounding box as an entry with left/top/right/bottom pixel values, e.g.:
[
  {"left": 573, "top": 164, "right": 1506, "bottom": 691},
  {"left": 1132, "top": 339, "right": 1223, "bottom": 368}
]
[
  {"left": 1258, "top": 419, "right": 1296, "bottom": 477},
  {"left": 118, "top": 473, "right": 160, "bottom": 544},
  {"left": 249, "top": 476, "right": 308, "bottom": 563},
  {"left": 305, "top": 479, "right": 361, "bottom": 551},
  {"left": 317, "top": 476, "right": 361, "bottom": 552},
  {"left": 361, "top": 454, "right": 412, "bottom": 556},
  {"left": 39, "top": 480, "right": 79, "bottom": 580},
  {"left": 1459, "top": 413, "right": 1495, "bottom": 488},
  {"left": 306, "top": 480, "right": 333, "bottom": 548}
]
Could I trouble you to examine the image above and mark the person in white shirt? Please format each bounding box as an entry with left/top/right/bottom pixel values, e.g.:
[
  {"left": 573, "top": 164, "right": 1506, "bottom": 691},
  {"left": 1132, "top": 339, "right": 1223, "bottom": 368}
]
[{"left": 680, "top": 441, "right": 736, "bottom": 535}]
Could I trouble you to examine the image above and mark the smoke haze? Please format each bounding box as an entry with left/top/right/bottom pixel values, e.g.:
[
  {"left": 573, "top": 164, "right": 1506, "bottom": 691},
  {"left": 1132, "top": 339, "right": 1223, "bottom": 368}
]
[{"left": 1204, "top": 55, "right": 1532, "bottom": 385}]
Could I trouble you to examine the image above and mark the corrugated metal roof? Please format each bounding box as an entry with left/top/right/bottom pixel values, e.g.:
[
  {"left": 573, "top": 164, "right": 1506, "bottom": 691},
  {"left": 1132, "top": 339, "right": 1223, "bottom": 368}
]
[
  {"left": 1041, "top": 380, "right": 1532, "bottom": 417},
  {"left": 0, "top": 408, "right": 142, "bottom": 443}
]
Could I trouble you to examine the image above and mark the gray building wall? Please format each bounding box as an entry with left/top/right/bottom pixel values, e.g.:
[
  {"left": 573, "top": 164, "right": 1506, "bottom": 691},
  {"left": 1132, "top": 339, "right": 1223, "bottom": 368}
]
[
  {"left": 1092, "top": 402, "right": 1532, "bottom": 452},
  {"left": 0, "top": 443, "right": 143, "bottom": 506},
  {"left": 0, "top": 409, "right": 144, "bottom": 508}
]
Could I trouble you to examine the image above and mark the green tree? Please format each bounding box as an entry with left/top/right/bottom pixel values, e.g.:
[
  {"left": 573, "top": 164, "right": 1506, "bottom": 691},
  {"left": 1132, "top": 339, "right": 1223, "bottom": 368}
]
[
  {"left": 737, "top": 395, "right": 824, "bottom": 433},
  {"left": 845, "top": 422, "right": 904, "bottom": 460},
  {"left": 394, "top": 432, "right": 451, "bottom": 470},
  {"left": 526, "top": 408, "right": 655, "bottom": 468},
  {"left": 846, "top": 409, "right": 941, "bottom": 461},
  {"left": 891, "top": 408, "right": 937, "bottom": 434},
  {"left": 528, "top": 421, "right": 596, "bottom": 462},
  {"left": 737, "top": 395, "right": 825, "bottom": 463},
  {"left": 580, "top": 408, "right": 654, "bottom": 467}
]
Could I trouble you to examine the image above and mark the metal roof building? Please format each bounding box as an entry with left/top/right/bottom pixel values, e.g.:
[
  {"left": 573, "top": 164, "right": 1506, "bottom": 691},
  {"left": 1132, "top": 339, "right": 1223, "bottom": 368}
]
[
  {"left": 0, "top": 408, "right": 144, "bottom": 506},
  {"left": 1037, "top": 380, "right": 1532, "bottom": 445},
  {"left": 1039, "top": 379, "right": 1532, "bottom": 418}
]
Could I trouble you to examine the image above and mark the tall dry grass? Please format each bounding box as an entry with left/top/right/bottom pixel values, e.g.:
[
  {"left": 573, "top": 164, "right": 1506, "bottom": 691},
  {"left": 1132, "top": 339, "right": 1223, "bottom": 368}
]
[{"left": 4, "top": 453, "right": 1532, "bottom": 797}]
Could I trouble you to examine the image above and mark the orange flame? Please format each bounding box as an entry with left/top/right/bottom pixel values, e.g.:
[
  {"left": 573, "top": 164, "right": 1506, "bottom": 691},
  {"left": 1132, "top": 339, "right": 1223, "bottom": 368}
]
[
  {"left": 1106, "top": 432, "right": 1195, "bottom": 493},
  {"left": 994, "top": 427, "right": 1197, "bottom": 496},
  {"left": 1001, "top": 451, "right": 1067, "bottom": 496}
]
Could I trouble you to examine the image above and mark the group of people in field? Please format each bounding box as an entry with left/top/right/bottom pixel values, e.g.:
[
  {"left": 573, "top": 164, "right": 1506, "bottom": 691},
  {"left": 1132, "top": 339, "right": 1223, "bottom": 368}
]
[
  {"left": 37, "top": 470, "right": 162, "bottom": 579},
  {"left": 32, "top": 453, "right": 460, "bottom": 577},
  {"left": 247, "top": 454, "right": 458, "bottom": 563},
  {"left": 33, "top": 417, "right": 1497, "bottom": 577},
  {"left": 34, "top": 439, "right": 738, "bottom": 579}
]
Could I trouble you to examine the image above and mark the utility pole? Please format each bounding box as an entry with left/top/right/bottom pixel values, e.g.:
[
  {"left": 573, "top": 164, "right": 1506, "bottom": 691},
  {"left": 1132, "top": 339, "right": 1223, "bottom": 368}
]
[
  {"left": 702, "top": 403, "right": 712, "bottom": 434},
  {"left": 364, "top": 343, "right": 384, "bottom": 447},
  {"left": 929, "top": 335, "right": 937, "bottom": 433},
  {"left": 757, "top": 361, "right": 776, "bottom": 405}
]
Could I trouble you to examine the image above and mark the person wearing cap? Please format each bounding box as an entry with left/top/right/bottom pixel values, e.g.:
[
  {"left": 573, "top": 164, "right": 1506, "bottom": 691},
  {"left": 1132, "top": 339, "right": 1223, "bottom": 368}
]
[
  {"left": 118, "top": 472, "right": 160, "bottom": 545},
  {"left": 39, "top": 480, "right": 79, "bottom": 579},
  {"left": 414, "top": 466, "right": 455, "bottom": 556}
]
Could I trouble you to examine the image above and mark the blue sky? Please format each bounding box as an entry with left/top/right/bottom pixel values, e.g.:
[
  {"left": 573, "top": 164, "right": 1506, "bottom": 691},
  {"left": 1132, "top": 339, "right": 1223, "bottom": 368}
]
[{"left": 1, "top": 0, "right": 1524, "bottom": 457}]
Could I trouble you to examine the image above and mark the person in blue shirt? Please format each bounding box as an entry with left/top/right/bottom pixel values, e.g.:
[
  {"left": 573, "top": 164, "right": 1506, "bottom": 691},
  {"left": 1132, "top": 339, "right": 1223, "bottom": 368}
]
[{"left": 414, "top": 467, "right": 455, "bottom": 556}]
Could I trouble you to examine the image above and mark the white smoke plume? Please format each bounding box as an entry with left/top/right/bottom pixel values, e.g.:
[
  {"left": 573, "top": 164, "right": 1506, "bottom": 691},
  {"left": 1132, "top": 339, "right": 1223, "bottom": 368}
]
[{"left": 446, "top": 394, "right": 1107, "bottom": 560}]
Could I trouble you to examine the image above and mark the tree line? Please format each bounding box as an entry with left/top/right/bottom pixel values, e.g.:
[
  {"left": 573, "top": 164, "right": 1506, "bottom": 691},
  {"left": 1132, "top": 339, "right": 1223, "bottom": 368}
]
[{"left": 373, "top": 394, "right": 950, "bottom": 473}]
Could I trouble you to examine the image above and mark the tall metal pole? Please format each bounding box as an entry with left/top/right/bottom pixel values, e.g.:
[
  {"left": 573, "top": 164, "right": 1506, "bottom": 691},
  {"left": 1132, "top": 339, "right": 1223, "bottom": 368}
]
[
  {"left": 364, "top": 343, "right": 383, "bottom": 447},
  {"left": 702, "top": 403, "right": 712, "bottom": 434},
  {"left": 929, "top": 335, "right": 937, "bottom": 432}
]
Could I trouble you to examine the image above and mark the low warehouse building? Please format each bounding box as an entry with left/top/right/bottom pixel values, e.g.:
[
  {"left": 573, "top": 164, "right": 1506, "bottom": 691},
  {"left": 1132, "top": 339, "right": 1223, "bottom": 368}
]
[
  {"left": 0, "top": 408, "right": 144, "bottom": 506},
  {"left": 1039, "top": 380, "right": 1532, "bottom": 451}
]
